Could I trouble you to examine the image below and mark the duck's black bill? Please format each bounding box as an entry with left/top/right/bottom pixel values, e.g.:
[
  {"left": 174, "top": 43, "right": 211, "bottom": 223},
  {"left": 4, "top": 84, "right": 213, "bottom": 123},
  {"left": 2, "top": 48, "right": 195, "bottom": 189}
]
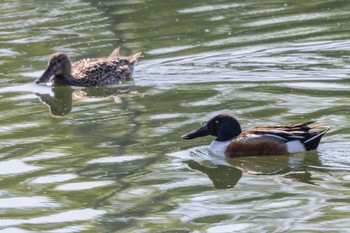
[
  {"left": 182, "top": 124, "right": 210, "bottom": 140},
  {"left": 35, "top": 66, "right": 53, "bottom": 84}
]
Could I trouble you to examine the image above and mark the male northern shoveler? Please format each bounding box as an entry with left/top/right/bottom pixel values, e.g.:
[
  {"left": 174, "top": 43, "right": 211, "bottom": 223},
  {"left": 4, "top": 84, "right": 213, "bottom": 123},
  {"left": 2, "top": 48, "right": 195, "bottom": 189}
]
[
  {"left": 182, "top": 114, "right": 330, "bottom": 157},
  {"left": 35, "top": 48, "right": 142, "bottom": 87}
]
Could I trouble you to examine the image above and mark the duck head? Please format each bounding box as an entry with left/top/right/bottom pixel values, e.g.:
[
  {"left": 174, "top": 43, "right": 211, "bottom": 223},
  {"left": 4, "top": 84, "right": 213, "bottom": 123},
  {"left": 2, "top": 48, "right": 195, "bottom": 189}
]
[
  {"left": 35, "top": 52, "right": 72, "bottom": 84},
  {"left": 182, "top": 114, "right": 242, "bottom": 141}
]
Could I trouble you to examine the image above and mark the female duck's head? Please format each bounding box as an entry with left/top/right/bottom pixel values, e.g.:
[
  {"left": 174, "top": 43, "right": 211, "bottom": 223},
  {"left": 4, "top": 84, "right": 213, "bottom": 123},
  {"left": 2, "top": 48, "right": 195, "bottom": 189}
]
[{"left": 35, "top": 52, "right": 72, "bottom": 84}]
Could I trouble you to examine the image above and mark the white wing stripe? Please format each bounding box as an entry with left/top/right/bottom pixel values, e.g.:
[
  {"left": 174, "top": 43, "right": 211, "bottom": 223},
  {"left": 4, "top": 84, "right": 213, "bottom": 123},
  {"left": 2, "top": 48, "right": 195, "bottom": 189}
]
[
  {"left": 304, "top": 131, "right": 325, "bottom": 144},
  {"left": 263, "top": 134, "right": 288, "bottom": 141}
]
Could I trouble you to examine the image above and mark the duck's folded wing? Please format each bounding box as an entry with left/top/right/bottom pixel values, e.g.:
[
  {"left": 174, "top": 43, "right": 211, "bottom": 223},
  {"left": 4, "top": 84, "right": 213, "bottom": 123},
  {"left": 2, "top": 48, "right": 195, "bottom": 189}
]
[
  {"left": 249, "top": 121, "right": 325, "bottom": 133},
  {"left": 247, "top": 129, "right": 307, "bottom": 141},
  {"left": 248, "top": 121, "right": 327, "bottom": 142}
]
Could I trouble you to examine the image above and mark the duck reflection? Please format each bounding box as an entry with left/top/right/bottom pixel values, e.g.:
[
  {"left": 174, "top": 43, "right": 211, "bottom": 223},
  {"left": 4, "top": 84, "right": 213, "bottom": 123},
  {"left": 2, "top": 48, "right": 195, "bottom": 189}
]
[
  {"left": 36, "top": 86, "right": 73, "bottom": 116},
  {"left": 184, "top": 160, "right": 242, "bottom": 189},
  {"left": 185, "top": 148, "right": 324, "bottom": 188},
  {"left": 227, "top": 152, "right": 323, "bottom": 185},
  {"left": 228, "top": 152, "right": 322, "bottom": 184},
  {"left": 36, "top": 85, "right": 142, "bottom": 116}
]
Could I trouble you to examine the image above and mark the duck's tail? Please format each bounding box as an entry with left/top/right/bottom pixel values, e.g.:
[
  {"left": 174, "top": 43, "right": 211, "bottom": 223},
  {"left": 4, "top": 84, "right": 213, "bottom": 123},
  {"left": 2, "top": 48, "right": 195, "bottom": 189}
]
[
  {"left": 108, "top": 47, "right": 121, "bottom": 59},
  {"left": 128, "top": 52, "right": 143, "bottom": 63},
  {"left": 108, "top": 48, "right": 142, "bottom": 63},
  {"left": 304, "top": 127, "right": 331, "bottom": 151}
]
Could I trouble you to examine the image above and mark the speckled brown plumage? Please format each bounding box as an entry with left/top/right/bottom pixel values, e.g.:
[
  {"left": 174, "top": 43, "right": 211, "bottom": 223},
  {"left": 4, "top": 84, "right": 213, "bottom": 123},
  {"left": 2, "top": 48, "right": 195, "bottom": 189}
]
[{"left": 35, "top": 48, "right": 142, "bottom": 87}]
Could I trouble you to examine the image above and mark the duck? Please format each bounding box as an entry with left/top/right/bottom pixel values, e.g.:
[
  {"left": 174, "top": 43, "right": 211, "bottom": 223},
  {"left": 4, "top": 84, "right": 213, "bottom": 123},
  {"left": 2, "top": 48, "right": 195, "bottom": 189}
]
[
  {"left": 182, "top": 114, "right": 330, "bottom": 157},
  {"left": 35, "top": 48, "right": 142, "bottom": 87}
]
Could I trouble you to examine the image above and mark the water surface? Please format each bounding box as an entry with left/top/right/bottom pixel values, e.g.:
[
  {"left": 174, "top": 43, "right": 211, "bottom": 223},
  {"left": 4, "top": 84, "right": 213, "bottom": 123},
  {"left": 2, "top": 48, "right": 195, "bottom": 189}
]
[{"left": 0, "top": 0, "right": 349, "bottom": 232}]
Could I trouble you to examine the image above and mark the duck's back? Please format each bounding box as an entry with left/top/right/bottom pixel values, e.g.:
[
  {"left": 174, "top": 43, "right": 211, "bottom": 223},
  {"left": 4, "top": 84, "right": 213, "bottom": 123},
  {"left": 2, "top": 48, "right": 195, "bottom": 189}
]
[
  {"left": 224, "top": 121, "right": 328, "bottom": 157},
  {"left": 71, "top": 58, "right": 135, "bottom": 86}
]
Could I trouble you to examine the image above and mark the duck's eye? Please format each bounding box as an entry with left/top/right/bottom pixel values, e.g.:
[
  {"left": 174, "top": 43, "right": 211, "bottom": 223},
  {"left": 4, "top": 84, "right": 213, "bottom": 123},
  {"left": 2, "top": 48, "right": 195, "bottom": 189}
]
[
  {"left": 50, "top": 58, "right": 63, "bottom": 66},
  {"left": 215, "top": 120, "right": 219, "bottom": 124}
]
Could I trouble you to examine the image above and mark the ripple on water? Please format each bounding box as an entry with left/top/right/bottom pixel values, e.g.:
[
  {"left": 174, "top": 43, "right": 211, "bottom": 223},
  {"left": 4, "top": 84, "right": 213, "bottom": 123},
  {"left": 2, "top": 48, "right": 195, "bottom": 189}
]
[
  {"left": 87, "top": 155, "right": 144, "bottom": 164},
  {"left": 30, "top": 174, "right": 78, "bottom": 184},
  {"left": 0, "top": 226, "right": 90, "bottom": 233},
  {"left": 178, "top": 3, "right": 241, "bottom": 14},
  {"left": 55, "top": 181, "right": 115, "bottom": 191},
  {"left": 0, "top": 159, "right": 41, "bottom": 175},
  {"left": 0, "top": 196, "right": 58, "bottom": 209},
  {"left": 0, "top": 0, "right": 350, "bottom": 232},
  {"left": 0, "top": 209, "right": 106, "bottom": 228},
  {"left": 205, "top": 223, "right": 254, "bottom": 233}
]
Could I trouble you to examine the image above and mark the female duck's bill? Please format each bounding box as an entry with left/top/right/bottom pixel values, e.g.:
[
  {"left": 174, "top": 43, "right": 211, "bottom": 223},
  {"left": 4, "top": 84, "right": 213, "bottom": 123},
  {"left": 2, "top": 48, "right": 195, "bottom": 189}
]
[
  {"left": 182, "top": 114, "right": 330, "bottom": 157},
  {"left": 34, "top": 48, "right": 142, "bottom": 87}
]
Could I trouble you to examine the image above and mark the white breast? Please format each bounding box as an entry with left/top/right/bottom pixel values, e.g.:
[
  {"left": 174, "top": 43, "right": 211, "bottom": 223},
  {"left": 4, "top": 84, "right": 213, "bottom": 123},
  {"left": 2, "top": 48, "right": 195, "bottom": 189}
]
[
  {"left": 209, "top": 140, "right": 230, "bottom": 157},
  {"left": 286, "top": 140, "right": 306, "bottom": 153}
]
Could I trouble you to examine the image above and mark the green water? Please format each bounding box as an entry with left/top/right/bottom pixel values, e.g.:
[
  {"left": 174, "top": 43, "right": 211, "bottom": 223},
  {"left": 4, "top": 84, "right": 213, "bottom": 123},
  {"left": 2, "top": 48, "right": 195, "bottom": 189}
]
[{"left": 0, "top": 0, "right": 350, "bottom": 232}]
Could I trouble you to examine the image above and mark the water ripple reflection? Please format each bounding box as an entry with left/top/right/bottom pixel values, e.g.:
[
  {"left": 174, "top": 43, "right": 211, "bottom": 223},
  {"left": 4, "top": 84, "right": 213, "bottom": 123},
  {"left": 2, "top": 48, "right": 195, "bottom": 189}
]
[
  {"left": 0, "top": 209, "right": 106, "bottom": 227},
  {"left": 0, "top": 0, "right": 349, "bottom": 232},
  {"left": 0, "top": 196, "right": 57, "bottom": 209}
]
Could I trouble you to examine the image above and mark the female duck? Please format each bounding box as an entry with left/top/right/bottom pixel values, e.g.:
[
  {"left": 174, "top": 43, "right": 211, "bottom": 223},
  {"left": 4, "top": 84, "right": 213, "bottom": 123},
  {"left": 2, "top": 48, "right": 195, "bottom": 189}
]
[
  {"left": 35, "top": 48, "right": 142, "bottom": 87},
  {"left": 182, "top": 114, "right": 330, "bottom": 157}
]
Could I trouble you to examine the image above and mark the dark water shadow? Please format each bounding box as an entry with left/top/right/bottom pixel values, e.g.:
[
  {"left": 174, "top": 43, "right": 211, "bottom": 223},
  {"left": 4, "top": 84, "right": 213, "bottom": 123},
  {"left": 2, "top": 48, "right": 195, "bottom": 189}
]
[
  {"left": 36, "top": 86, "right": 74, "bottom": 116},
  {"left": 183, "top": 146, "right": 328, "bottom": 188},
  {"left": 36, "top": 85, "right": 143, "bottom": 116},
  {"left": 184, "top": 160, "right": 243, "bottom": 189},
  {"left": 227, "top": 152, "right": 326, "bottom": 185}
]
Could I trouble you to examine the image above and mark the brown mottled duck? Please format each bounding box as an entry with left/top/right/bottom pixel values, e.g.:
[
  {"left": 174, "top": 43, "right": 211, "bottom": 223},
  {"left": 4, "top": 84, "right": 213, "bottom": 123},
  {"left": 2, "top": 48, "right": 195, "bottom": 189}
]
[{"left": 35, "top": 48, "right": 142, "bottom": 87}]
